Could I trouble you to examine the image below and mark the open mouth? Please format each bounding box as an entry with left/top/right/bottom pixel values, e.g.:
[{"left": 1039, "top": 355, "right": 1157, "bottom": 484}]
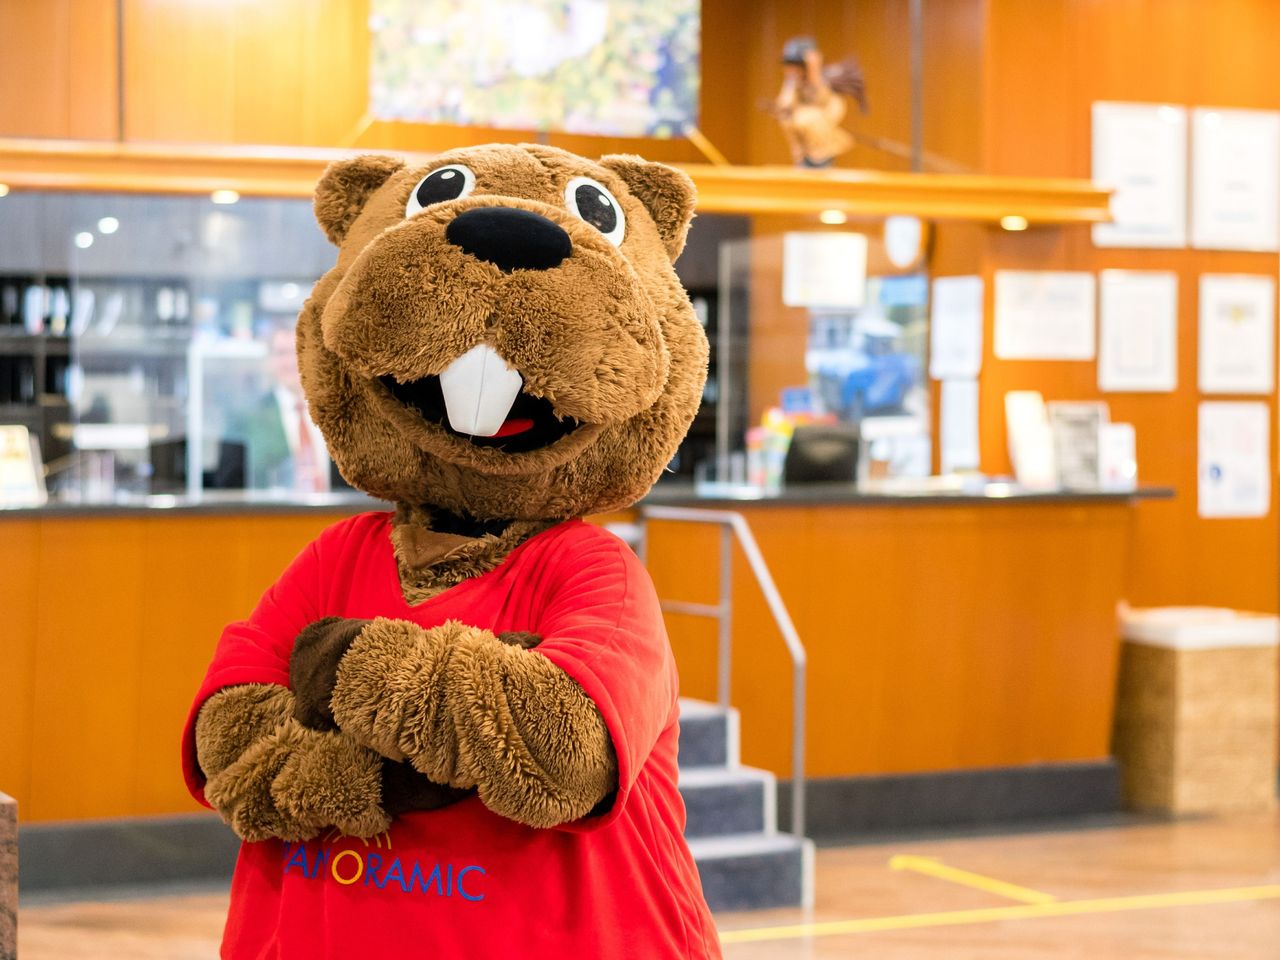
[{"left": 379, "top": 345, "right": 580, "bottom": 454}]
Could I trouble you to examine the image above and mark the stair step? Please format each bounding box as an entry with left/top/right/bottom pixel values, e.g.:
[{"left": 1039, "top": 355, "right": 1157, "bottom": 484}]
[
  {"left": 678, "top": 698, "right": 738, "bottom": 769},
  {"left": 689, "top": 833, "right": 814, "bottom": 912},
  {"left": 679, "top": 766, "right": 773, "bottom": 838}
]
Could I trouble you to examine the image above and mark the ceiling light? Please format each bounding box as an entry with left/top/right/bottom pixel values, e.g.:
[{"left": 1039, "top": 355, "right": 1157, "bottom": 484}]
[
  {"left": 74, "top": 232, "right": 94, "bottom": 249},
  {"left": 97, "top": 216, "right": 120, "bottom": 234},
  {"left": 211, "top": 189, "right": 241, "bottom": 205},
  {"left": 1000, "top": 215, "right": 1029, "bottom": 231},
  {"left": 819, "top": 209, "right": 848, "bottom": 225}
]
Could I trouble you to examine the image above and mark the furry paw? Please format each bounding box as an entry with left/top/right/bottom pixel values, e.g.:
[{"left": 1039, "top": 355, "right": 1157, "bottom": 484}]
[
  {"left": 270, "top": 723, "right": 391, "bottom": 839},
  {"left": 290, "top": 617, "right": 371, "bottom": 731},
  {"left": 204, "top": 731, "right": 317, "bottom": 843}
]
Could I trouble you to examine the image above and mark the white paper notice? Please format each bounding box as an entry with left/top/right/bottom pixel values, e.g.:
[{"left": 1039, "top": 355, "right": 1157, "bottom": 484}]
[
  {"left": 1198, "top": 401, "right": 1270, "bottom": 518},
  {"left": 1005, "top": 390, "right": 1058, "bottom": 490},
  {"left": 1191, "top": 108, "right": 1280, "bottom": 251},
  {"left": 929, "top": 276, "right": 984, "bottom": 380},
  {"left": 0, "top": 425, "right": 45, "bottom": 507},
  {"left": 1198, "top": 274, "right": 1275, "bottom": 395},
  {"left": 1092, "top": 101, "right": 1187, "bottom": 248},
  {"left": 940, "top": 379, "right": 980, "bottom": 474},
  {"left": 782, "top": 232, "right": 868, "bottom": 309},
  {"left": 994, "top": 271, "right": 1096, "bottom": 360},
  {"left": 1098, "top": 270, "right": 1178, "bottom": 392}
]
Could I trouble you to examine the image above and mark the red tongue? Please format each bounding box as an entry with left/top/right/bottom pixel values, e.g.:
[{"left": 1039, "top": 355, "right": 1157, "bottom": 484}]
[{"left": 492, "top": 418, "right": 535, "bottom": 438}]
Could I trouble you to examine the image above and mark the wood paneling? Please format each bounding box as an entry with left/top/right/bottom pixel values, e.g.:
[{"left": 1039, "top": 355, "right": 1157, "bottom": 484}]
[
  {"left": 0, "top": 0, "right": 118, "bottom": 141},
  {"left": 2, "top": 512, "right": 352, "bottom": 822},
  {"left": 3, "top": 499, "right": 1131, "bottom": 819},
  {"left": 977, "top": 0, "right": 1280, "bottom": 611},
  {"left": 645, "top": 500, "right": 1132, "bottom": 779},
  {"left": 0, "top": 520, "right": 39, "bottom": 809},
  {"left": 122, "top": 0, "right": 370, "bottom": 148}
]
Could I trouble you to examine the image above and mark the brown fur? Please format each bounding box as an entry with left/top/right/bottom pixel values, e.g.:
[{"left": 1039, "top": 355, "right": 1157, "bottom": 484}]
[
  {"left": 299, "top": 143, "right": 708, "bottom": 522},
  {"left": 290, "top": 617, "right": 370, "bottom": 730},
  {"left": 330, "top": 618, "right": 617, "bottom": 829},
  {"left": 195, "top": 684, "right": 389, "bottom": 842},
  {"left": 208, "top": 144, "right": 703, "bottom": 835},
  {"left": 390, "top": 504, "right": 556, "bottom": 604}
]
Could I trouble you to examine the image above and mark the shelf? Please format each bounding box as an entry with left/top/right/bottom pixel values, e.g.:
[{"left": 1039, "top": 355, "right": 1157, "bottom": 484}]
[{"left": 0, "top": 138, "right": 1113, "bottom": 226}]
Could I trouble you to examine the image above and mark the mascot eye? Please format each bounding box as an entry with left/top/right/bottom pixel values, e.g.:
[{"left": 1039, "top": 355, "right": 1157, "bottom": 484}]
[
  {"left": 564, "top": 177, "right": 625, "bottom": 246},
  {"left": 406, "top": 164, "right": 476, "bottom": 216}
]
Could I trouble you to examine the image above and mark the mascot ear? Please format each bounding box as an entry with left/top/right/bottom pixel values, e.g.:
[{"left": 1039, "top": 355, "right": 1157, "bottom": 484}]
[
  {"left": 599, "top": 155, "right": 696, "bottom": 261},
  {"left": 314, "top": 154, "right": 406, "bottom": 245}
]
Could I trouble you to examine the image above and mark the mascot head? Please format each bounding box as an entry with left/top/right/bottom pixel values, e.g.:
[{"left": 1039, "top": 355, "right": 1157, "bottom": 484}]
[{"left": 299, "top": 143, "right": 707, "bottom": 520}]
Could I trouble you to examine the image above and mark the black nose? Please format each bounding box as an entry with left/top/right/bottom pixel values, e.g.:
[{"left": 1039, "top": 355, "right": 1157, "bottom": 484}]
[{"left": 444, "top": 207, "right": 571, "bottom": 273}]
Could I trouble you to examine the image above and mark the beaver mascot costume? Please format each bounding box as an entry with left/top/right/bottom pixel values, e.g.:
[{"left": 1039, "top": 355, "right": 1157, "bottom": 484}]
[{"left": 180, "top": 143, "right": 721, "bottom": 958}]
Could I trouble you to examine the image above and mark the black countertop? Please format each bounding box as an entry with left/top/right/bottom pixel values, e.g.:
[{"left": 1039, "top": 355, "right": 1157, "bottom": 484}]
[{"left": 0, "top": 482, "right": 1174, "bottom": 519}]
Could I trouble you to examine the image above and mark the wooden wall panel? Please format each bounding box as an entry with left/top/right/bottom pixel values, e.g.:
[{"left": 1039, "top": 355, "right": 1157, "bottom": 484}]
[
  {"left": 122, "top": 0, "right": 369, "bottom": 147},
  {"left": 647, "top": 500, "right": 1132, "bottom": 779},
  {"left": 27, "top": 518, "right": 147, "bottom": 820},
  {"left": 0, "top": 0, "right": 119, "bottom": 140},
  {"left": 979, "top": 0, "right": 1280, "bottom": 612},
  {"left": 0, "top": 520, "right": 40, "bottom": 809},
  {"left": 9, "top": 512, "right": 353, "bottom": 822}
]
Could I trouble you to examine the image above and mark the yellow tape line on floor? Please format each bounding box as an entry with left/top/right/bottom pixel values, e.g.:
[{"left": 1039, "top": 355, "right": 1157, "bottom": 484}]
[
  {"left": 889, "top": 855, "right": 1058, "bottom": 904},
  {"left": 718, "top": 884, "right": 1280, "bottom": 944}
]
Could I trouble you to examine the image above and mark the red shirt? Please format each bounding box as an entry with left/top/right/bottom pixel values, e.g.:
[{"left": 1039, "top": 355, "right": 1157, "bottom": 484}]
[{"left": 182, "top": 513, "right": 721, "bottom": 960}]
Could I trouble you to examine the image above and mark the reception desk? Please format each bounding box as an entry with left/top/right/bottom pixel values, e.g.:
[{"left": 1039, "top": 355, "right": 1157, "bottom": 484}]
[{"left": 0, "top": 485, "right": 1167, "bottom": 827}]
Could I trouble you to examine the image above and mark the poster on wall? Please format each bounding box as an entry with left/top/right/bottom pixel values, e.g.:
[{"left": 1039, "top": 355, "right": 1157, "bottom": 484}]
[
  {"left": 929, "top": 275, "right": 984, "bottom": 380},
  {"left": 1198, "top": 274, "right": 1275, "bottom": 395},
  {"left": 1198, "top": 401, "right": 1270, "bottom": 518},
  {"left": 1191, "top": 108, "right": 1280, "bottom": 251},
  {"left": 368, "top": 0, "right": 699, "bottom": 137},
  {"left": 994, "top": 271, "right": 1096, "bottom": 361},
  {"left": 1091, "top": 102, "right": 1187, "bottom": 248},
  {"left": 1097, "top": 270, "right": 1178, "bottom": 392},
  {"left": 939, "top": 379, "right": 979, "bottom": 474},
  {"left": 782, "top": 232, "right": 868, "bottom": 309}
]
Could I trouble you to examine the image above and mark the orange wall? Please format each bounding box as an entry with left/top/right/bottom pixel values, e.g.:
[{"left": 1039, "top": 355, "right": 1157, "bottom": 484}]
[
  {"left": 738, "top": 0, "right": 1280, "bottom": 613},
  {"left": 0, "top": 0, "right": 118, "bottom": 141},
  {"left": 975, "top": 0, "right": 1280, "bottom": 611}
]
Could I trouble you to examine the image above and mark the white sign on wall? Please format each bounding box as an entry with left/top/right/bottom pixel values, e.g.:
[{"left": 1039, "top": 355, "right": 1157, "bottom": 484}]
[
  {"left": 1199, "top": 401, "right": 1270, "bottom": 518},
  {"left": 1198, "top": 274, "right": 1275, "bottom": 395},
  {"left": 929, "top": 275, "right": 984, "bottom": 380},
  {"left": 994, "top": 271, "right": 1096, "bottom": 361},
  {"left": 781, "top": 232, "right": 868, "bottom": 309},
  {"left": 1191, "top": 108, "right": 1280, "bottom": 252},
  {"left": 1092, "top": 101, "right": 1188, "bottom": 248},
  {"left": 1098, "top": 270, "right": 1178, "bottom": 393}
]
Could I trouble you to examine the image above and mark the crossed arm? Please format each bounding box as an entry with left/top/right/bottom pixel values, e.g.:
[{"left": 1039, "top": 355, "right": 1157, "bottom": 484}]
[{"left": 193, "top": 617, "right": 619, "bottom": 840}]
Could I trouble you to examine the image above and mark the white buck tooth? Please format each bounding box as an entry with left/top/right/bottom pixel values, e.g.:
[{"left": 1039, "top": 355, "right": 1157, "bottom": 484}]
[{"left": 438, "top": 344, "right": 523, "bottom": 437}]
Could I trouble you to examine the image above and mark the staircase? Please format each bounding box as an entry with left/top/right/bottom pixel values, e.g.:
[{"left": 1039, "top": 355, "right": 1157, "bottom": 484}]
[{"left": 677, "top": 698, "right": 814, "bottom": 912}]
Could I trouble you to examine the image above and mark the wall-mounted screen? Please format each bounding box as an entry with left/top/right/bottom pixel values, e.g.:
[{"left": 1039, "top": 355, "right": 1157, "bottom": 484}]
[{"left": 369, "top": 0, "right": 700, "bottom": 138}]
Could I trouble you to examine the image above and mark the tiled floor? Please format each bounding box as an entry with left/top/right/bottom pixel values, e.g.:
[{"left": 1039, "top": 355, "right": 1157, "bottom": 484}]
[{"left": 18, "top": 813, "right": 1280, "bottom": 959}]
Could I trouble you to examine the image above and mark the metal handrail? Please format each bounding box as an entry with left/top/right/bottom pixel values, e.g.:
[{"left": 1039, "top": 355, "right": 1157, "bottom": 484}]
[{"left": 638, "top": 504, "right": 807, "bottom": 839}]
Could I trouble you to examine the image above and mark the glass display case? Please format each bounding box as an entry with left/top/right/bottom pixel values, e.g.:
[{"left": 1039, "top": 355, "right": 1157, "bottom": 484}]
[
  {"left": 0, "top": 192, "right": 761, "bottom": 504},
  {"left": 710, "top": 223, "right": 931, "bottom": 493},
  {"left": 0, "top": 190, "right": 336, "bottom": 501}
]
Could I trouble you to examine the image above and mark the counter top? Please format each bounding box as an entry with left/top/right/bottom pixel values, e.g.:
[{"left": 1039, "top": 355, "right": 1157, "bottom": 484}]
[
  {"left": 642, "top": 481, "right": 1174, "bottom": 507},
  {"left": 0, "top": 482, "right": 1174, "bottom": 518}
]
